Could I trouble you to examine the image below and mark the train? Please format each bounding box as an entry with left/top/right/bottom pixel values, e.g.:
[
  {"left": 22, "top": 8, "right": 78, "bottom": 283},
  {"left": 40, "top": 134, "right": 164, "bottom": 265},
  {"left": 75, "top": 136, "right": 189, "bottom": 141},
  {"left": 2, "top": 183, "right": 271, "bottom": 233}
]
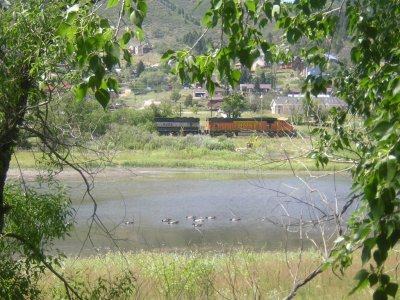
[
  {"left": 155, "top": 117, "right": 296, "bottom": 137},
  {"left": 155, "top": 117, "right": 201, "bottom": 135}
]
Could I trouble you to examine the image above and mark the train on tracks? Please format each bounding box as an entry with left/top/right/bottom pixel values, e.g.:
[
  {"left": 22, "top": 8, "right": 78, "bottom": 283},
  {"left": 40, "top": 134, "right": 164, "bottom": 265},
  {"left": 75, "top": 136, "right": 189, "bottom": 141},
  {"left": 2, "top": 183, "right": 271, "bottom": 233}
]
[
  {"left": 155, "top": 117, "right": 201, "bottom": 135},
  {"left": 155, "top": 117, "right": 296, "bottom": 137}
]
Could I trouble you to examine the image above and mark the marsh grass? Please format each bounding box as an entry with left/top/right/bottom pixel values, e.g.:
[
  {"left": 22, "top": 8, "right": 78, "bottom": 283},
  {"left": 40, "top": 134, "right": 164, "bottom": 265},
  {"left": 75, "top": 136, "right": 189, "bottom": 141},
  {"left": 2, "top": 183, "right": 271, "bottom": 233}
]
[
  {"left": 11, "top": 134, "right": 353, "bottom": 172},
  {"left": 39, "top": 249, "right": 396, "bottom": 299}
]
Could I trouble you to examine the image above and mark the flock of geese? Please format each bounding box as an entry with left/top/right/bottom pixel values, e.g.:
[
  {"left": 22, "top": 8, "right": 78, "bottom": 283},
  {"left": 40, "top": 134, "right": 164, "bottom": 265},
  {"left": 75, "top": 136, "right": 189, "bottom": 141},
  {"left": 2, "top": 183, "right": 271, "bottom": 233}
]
[
  {"left": 161, "top": 215, "right": 242, "bottom": 227},
  {"left": 124, "top": 216, "right": 242, "bottom": 227}
]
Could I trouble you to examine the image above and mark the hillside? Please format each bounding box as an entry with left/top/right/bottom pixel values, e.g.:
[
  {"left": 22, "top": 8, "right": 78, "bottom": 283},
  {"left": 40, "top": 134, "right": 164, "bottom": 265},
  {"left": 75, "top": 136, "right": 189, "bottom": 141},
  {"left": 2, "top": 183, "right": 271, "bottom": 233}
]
[{"left": 102, "top": 0, "right": 350, "bottom": 65}]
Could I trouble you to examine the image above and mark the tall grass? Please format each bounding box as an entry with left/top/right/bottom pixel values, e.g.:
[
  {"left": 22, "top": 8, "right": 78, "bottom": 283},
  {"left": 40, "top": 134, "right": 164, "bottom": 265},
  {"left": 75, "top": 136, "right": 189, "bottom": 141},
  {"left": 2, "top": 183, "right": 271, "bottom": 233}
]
[
  {"left": 40, "top": 249, "right": 396, "bottom": 299},
  {"left": 11, "top": 132, "right": 353, "bottom": 172}
]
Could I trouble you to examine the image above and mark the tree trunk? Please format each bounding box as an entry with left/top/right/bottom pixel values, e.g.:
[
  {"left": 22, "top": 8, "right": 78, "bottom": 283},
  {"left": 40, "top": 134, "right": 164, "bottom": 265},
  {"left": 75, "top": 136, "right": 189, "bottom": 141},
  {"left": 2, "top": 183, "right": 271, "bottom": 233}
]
[{"left": 0, "top": 70, "right": 31, "bottom": 233}]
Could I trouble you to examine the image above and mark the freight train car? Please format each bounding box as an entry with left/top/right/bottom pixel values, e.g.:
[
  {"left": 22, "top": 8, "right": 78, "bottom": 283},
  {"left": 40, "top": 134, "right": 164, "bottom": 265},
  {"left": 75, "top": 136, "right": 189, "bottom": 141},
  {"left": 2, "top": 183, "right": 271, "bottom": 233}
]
[
  {"left": 204, "top": 117, "right": 296, "bottom": 137},
  {"left": 155, "top": 117, "right": 200, "bottom": 135}
]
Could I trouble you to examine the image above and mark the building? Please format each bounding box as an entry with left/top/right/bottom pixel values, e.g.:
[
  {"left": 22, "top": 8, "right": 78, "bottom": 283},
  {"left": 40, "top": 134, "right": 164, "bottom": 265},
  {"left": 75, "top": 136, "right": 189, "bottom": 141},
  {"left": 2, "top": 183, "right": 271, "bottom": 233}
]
[
  {"left": 193, "top": 89, "right": 208, "bottom": 99},
  {"left": 270, "top": 95, "right": 347, "bottom": 115},
  {"left": 129, "top": 43, "right": 153, "bottom": 55},
  {"left": 239, "top": 83, "right": 272, "bottom": 94},
  {"left": 207, "top": 97, "right": 224, "bottom": 110}
]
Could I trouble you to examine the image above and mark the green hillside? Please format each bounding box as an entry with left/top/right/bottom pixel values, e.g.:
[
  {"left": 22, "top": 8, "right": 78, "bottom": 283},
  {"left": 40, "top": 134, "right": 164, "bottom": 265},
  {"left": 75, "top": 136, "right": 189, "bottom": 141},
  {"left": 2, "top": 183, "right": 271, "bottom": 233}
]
[{"left": 102, "top": 0, "right": 350, "bottom": 65}]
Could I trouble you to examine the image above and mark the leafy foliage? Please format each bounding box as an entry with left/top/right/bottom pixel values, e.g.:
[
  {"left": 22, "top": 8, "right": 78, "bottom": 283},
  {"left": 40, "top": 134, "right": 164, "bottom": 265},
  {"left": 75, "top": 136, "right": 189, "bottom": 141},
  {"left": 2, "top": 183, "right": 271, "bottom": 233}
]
[
  {"left": 166, "top": 0, "right": 400, "bottom": 298},
  {"left": 222, "top": 93, "right": 248, "bottom": 118},
  {"left": 170, "top": 90, "right": 181, "bottom": 102},
  {"left": 0, "top": 184, "right": 73, "bottom": 299},
  {"left": 0, "top": 0, "right": 146, "bottom": 297}
]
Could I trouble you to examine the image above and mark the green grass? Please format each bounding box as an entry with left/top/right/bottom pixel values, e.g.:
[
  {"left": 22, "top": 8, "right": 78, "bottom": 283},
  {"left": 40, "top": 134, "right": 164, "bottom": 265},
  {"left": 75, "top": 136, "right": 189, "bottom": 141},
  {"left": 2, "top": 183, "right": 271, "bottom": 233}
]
[
  {"left": 40, "top": 249, "right": 395, "bottom": 299},
  {"left": 11, "top": 133, "right": 354, "bottom": 172}
]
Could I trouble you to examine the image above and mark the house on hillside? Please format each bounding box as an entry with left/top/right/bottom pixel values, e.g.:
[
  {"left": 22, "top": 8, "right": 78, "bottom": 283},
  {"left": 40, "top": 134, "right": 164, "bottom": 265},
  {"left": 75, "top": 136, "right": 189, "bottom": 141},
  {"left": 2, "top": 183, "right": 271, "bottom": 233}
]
[
  {"left": 239, "top": 83, "right": 272, "bottom": 94},
  {"left": 193, "top": 89, "right": 208, "bottom": 99},
  {"left": 271, "top": 95, "right": 347, "bottom": 115},
  {"left": 207, "top": 97, "right": 224, "bottom": 110},
  {"left": 129, "top": 43, "right": 153, "bottom": 55},
  {"left": 214, "top": 87, "right": 226, "bottom": 97}
]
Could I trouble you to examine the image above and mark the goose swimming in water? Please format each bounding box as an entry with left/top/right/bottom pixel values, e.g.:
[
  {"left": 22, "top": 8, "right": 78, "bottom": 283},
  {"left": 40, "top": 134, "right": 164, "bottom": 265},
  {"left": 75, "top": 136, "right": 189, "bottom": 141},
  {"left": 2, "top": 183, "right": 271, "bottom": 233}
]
[
  {"left": 229, "top": 218, "right": 241, "bottom": 222},
  {"left": 125, "top": 221, "right": 134, "bottom": 225},
  {"left": 162, "top": 218, "right": 172, "bottom": 223},
  {"left": 192, "top": 223, "right": 202, "bottom": 227},
  {"left": 206, "top": 216, "right": 216, "bottom": 220},
  {"left": 185, "top": 215, "right": 196, "bottom": 220},
  {"left": 194, "top": 217, "right": 205, "bottom": 223},
  {"left": 168, "top": 220, "right": 179, "bottom": 225}
]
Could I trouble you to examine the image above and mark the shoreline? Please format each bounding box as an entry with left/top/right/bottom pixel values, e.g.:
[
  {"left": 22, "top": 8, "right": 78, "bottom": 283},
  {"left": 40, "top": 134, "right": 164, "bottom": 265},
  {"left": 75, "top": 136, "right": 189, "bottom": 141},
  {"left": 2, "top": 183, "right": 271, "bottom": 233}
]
[{"left": 7, "top": 166, "right": 349, "bottom": 181}]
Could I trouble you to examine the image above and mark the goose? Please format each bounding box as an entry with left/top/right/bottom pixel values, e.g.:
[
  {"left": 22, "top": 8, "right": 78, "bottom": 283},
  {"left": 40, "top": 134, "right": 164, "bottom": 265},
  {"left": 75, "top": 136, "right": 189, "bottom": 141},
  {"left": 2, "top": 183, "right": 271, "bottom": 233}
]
[
  {"left": 229, "top": 217, "right": 241, "bottom": 222},
  {"left": 125, "top": 220, "right": 134, "bottom": 225},
  {"left": 162, "top": 218, "right": 172, "bottom": 223},
  {"left": 194, "top": 217, "right": 205, "bottom": 223},
  {"left": 185, "top": 215, "right": 196, "bottom": 220},
  {"left": 168, "top": 220, "right": 179, "bottom": 225},
  {"left": 192, "top": 223, "right": 202, "bottom": 227},
  {"left": 206, "top": 216, "right": 216, "bottom": 220}
]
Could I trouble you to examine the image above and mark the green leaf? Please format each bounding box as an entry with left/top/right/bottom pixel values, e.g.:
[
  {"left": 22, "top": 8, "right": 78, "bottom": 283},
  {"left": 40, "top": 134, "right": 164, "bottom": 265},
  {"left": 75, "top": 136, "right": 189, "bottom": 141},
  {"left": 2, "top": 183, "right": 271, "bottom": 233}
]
[
  {"left": 373, "top": 249, "right": 388, "bottom": 267},
  {"left": 287, "top": 28, "right": 302, "bottom": 44},
  {"left": 349, "top": 269, "right": 369, "bottom": 295},
  {"left": 369, "top": 273, "right": 378, "bottom": 286},
  {"left": 202, "top": 11, "right": 212, "bottom": 27},
  {"left": 137, "top": 0, "right": 147, "bottom": 16},
  {"left": 380, "top": 274, "right": 390, "bottom": 285},
  {"left": 106, "top": 0, "right": 119, "bottom": 9},
  {"left": 206, "top": 80, "right": 215, "bottom": 95},
  {"left": 106, "top": 42, "right": 120, "bottom": 58},
  {"left": 161, "top": 50, "right": 176, "bottom": 61},
  {"left": 245, "top": 0, "right": 256, "bottom": 13},
  {"left": 372, "top": 121, "right": 392, "bottom": 137},
  {"left": 361, "top": 245, "right": 371, "bottom": 265},
  {"left": 123, "top": 49, "right": 133, "bottom": 65},
  {"left": 100, "top": 18, "right": 111, "bottom": 29},
  {"left": 88, "top": 75, "right": 101, "bottom": 90},
  {"left": 103, "top": 54, "right": 117, "bottom": 71},
  {"left": 310, "top": 0, "right": 326, "bottom": 9},
  {"left": 385, "top": 156, "right": 397, "bottom": 182},
  {"left": 130, "top": 9, "right": 145, "bottom": 28},
  {"left": 121, "top": 32, "right": 131, "bottom": 48},
  {"left": 106, "top": 77, "right": 119, "bottom": 92},
  {"left": 73, "top": 83, "right": 88, "bottom": 102},
  {"left": 373, "top": 289, "right": 388, "bottom": 300},
  {"left": 230, "top": 69, "right": 241, "bottom": 87},
  {"left": 95, "top": 89, "right": 110, "bottom": 109},
  {"left": 385, "top": 283, "right": 398, "bottom": 298},
  {"left": 214, "top": 0, "right": 223, "bottom": 10},
  {"left": 89, "top": 55, "right": 101, "bottom": 72},
  {"left": 351, "top": 46, "right": 362, "bottom": 63},
  {"left": 134, "top": 28, "right": 144, "bottom": 41},
  {"left": 56, "top": 22, "right": 76, "bottom": 40}
]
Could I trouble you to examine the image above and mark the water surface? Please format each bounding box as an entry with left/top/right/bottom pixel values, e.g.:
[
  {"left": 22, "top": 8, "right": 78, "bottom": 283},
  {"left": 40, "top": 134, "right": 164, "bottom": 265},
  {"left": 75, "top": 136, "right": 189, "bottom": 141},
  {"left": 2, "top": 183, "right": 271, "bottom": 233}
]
[{"left": 56, "top": 169, "right": 352, "bottom": 255}]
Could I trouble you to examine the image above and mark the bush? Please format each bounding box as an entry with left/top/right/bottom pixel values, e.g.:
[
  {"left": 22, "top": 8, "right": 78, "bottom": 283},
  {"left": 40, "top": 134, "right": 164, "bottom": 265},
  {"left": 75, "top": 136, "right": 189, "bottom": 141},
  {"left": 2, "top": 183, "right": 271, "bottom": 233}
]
[{"left": 1, "top": 184, "right": 73, "bottom": 299}]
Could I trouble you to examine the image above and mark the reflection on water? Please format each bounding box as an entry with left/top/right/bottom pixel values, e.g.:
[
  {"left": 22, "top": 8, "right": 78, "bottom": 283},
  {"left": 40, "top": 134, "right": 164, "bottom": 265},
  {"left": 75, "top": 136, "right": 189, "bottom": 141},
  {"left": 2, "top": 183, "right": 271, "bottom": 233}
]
[{"left": 56, "top": 170, "right": 352, "bottom": 255}]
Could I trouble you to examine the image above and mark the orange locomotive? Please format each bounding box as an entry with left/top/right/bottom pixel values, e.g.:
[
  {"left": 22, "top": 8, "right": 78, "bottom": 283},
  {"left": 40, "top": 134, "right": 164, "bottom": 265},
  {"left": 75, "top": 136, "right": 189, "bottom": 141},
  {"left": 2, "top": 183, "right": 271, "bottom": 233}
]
[{"left": 204, "top": 117, "right": 296, "bottom": 137}]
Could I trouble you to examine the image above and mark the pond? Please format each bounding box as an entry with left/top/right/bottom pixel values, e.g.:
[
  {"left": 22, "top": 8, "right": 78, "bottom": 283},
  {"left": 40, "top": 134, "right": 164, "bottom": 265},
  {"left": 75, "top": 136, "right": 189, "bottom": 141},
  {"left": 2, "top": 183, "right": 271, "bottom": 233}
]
[{"left": 53, "top": 169, "right": 353, "bottom": 255}]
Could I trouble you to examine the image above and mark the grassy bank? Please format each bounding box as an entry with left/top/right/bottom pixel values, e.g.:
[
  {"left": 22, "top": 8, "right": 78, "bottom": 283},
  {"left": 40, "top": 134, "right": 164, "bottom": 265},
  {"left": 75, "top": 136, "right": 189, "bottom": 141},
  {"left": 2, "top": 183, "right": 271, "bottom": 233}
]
[
  {"left": 11, "top": 134, "right": 354, "bottom": 172},
  {"left": 40, "top": 249, "right": 388, "bottom": 299}
]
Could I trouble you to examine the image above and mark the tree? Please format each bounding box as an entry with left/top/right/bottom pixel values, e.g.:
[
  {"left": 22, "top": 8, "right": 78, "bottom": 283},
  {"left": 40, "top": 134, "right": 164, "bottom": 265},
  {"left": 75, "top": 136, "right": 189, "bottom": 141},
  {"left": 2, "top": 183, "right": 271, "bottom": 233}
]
[
  {"left": 222, "top": 93, "right": 247, "bottom": 118},
  {"left": 239, "top": 66, "right": 252, "bottom": 84},
  {"left": 163, "top": 0, "right": 400, "bottom": 298},
  {"left": 0, "top": 0, "right": 146, "bottom": 297},
  {"left": 170, "top": 90, "right": 181, "bottom": 102},
  {"left": 184, "top": 94, "right": 193, "bottom": 107},
  {"left": 136, "top": 60, "right": 145, "bottom": 77}
]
